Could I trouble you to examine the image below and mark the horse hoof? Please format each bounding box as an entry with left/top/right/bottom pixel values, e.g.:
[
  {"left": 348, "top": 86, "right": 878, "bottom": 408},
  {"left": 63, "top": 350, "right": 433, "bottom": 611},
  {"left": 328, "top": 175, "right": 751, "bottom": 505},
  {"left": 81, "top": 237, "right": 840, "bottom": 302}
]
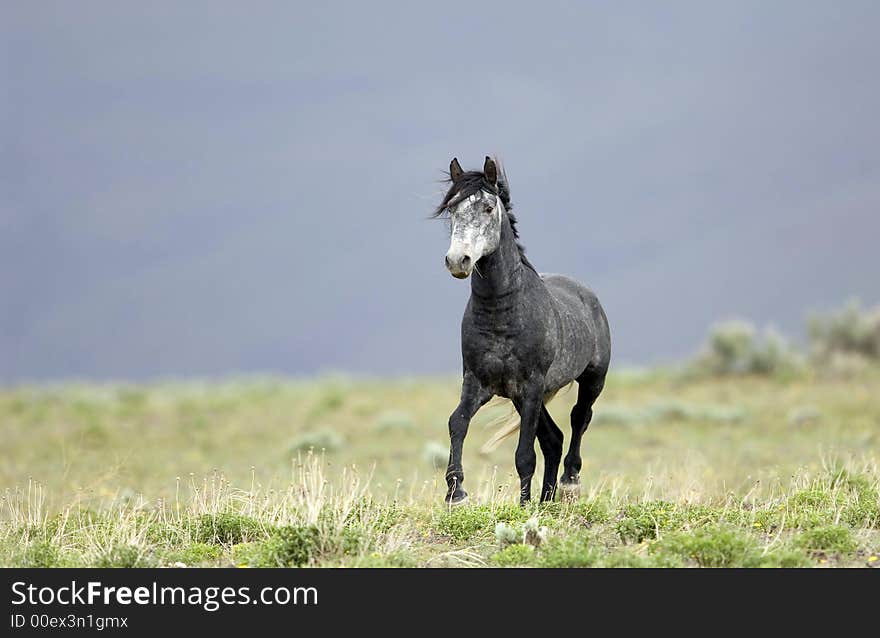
[
  {"left": 445, "top": 491, "right": 469, "bottom": 507},
  {"left": 558, "top": 483, "right": 580, "bottom": 502}
]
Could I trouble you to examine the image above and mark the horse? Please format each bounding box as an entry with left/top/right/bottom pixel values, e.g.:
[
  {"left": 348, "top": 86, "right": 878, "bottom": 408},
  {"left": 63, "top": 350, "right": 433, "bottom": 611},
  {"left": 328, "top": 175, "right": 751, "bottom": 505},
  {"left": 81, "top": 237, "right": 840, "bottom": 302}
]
[{"left": 434, "top": 156, "right": 611, "bottom": 505}]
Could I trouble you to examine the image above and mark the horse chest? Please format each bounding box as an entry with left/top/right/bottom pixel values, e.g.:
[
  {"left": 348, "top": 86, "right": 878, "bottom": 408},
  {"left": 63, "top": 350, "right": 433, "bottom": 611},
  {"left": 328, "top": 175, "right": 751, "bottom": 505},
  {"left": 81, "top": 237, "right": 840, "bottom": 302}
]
[
  {"left": 462, "top": 276, "right": 554, "bottom": 399},
  {"left": 466, "top": 333, "right": 530, "bottom": 397}
]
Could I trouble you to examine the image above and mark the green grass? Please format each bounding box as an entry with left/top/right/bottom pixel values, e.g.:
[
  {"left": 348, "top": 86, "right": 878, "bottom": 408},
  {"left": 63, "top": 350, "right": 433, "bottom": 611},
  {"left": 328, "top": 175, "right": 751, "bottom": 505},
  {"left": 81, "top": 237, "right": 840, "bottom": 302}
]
[{"left": 2, "top": 370, "right": 880, "bottom": 567}]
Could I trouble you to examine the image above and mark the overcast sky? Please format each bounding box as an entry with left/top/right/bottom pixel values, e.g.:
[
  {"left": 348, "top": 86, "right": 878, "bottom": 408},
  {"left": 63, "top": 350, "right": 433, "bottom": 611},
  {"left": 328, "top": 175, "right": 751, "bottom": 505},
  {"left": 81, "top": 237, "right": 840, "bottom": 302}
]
[{"left": 2, "top": 1, "right": 879, "bottom": 382}]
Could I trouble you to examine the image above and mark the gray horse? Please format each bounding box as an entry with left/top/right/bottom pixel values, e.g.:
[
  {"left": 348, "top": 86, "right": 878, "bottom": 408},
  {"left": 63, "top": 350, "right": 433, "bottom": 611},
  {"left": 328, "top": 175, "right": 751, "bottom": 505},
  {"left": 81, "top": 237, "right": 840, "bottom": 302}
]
[{"left": 435, "top": 156, "right": 611, "bottom": 504}]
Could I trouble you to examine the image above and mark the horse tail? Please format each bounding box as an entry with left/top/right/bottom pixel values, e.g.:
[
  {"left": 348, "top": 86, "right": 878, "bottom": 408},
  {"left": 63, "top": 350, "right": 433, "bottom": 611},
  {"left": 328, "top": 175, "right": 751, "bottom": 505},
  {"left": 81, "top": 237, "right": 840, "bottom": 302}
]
[
  {"left": 479, "top": 383, "right": 573, "bottom": 455},
  {"left": 479, "top": 401, "right": 520, "bottom": 454}
]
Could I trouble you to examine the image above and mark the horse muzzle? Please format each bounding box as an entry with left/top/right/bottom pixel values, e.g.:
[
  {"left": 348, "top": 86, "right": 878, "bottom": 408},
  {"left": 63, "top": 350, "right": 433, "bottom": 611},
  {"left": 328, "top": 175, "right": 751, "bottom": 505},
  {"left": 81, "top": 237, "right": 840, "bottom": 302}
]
[{"left": 445, "top": 252, "right": 473, "bottom": 279}]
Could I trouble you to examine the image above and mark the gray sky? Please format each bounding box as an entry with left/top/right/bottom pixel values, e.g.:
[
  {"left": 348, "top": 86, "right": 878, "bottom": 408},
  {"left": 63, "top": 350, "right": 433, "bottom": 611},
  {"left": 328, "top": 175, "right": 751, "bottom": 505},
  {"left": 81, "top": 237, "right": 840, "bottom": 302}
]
[{"left": 3, "top": 1, "right": 879, "bottom": 382}]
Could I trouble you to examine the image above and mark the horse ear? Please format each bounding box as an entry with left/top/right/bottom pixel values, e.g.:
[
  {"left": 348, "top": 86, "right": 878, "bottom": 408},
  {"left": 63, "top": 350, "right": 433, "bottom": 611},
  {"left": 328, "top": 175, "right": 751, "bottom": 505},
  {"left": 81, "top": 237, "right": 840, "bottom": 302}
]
[
  {"left": 483, "top": 156, "right": 497, "bottom": 185},
  {"left": 449, "top": 157, "right": 464, "bottom": 181}
]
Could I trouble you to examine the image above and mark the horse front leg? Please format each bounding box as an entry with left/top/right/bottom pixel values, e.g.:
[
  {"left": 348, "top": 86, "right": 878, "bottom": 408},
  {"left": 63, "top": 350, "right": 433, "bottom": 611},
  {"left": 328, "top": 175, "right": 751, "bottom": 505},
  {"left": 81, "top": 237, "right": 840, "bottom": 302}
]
[
  {"left": 445, "top": 373, "right": 491, "bottom": 505},
  {"left": 513, "top": 378, "right": 545, "bottom": 505}
]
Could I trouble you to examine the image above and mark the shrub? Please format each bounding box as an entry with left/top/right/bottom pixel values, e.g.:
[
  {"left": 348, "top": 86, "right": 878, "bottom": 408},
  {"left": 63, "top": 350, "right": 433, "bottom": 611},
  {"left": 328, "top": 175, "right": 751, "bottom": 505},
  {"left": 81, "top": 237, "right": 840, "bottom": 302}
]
[
  {"left": 692, "top": 321, "right": 803, "bottom": 377},
  {"left": 259, "top": 525, "right": 322, "bottom": 567},
  {"left": 616, "top": 501, "right": 683, "bottom": 543},
  {"left": 536, "top": 536, "right": 600, "bottom": 568},
  {"left": 750, "top": 328, "right": 800, "bottom": 375},
  {"left": 492, "top": 544, "right": 535, "bottom": 567},
  {"left": 305, "top": 386, "right": 346, "bottom": 422},
  {"left": 790, "top": 488, "right": 831, "bottom": 509},
  {"left": 753, "top": 549, "right": 811, "bottom": 568},
  {"left": 93, "top": 544, "right": 157, "bottom": 568},
  {"left": 841, "top": 494, "right": 880, "bottom": 529},
  {"left": 597, "top": 551, "right": 647, "bottom": 568},
  {"left": 598, "top": 550, "right": 684, "bottom": 568},
  {"left": 190, "top": 513, "right": 263, "bottom": 545},
  {"left": 289, "top": 429, "right": 345, "bottom": 454},
  {"left": 21, "top": 541, "right": 63, "bottom": 568},
  {"left": 435, "top": 506, "right": 495, "bottom": 541},
  {"left": 350, "top": 551, "right": 420, "bottom": 568},
  {"left": 346, "top": 498, "right": 405, "bottom": 534},
  {"left": 374, "top": 411, "right": 417, "bottom": 432},
  {"left": 697, "top": 320, "right": 756, "bottom": 375},
  {"left": 795, "top": 525, "right": 857, "bottom": 554},
  {"left": 652, "top": 527, "right": 760, "bottom": 567},
  {"left": 166, "top": 542, "right": 222, "bottom": 566},
  {"left": 495, "top": 522, "right": 520, "bottom": 547},
  {"left": 566, "top": 499, "right": 612, "bottom": 525},
  {"left": 808, "top": 300, "right": 880, "bottom": 363},
  {"left": 492, "top": 503, "right": 533, "bottom": 524}
]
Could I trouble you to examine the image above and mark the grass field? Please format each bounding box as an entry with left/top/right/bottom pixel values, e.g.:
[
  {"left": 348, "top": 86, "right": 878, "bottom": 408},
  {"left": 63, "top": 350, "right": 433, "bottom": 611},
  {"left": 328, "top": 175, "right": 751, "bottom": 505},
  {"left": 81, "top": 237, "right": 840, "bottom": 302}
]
[{"left": 2, "top": 368, "right": 879, "bottom": 568}]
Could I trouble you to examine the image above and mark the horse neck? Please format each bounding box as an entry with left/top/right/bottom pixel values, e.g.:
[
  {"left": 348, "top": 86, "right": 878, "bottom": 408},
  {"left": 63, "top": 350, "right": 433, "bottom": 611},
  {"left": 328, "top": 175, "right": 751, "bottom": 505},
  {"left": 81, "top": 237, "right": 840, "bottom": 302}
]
[{"left": 470, "top": 213, "right": 524, "bottom": 304}]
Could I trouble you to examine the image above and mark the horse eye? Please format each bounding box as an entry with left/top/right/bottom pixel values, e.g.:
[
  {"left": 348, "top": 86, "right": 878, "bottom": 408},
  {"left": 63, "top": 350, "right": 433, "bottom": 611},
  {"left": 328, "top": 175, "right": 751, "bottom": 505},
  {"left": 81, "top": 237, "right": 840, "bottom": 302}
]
[{"left": 484, "top": 204, "right": 493, "bottom": 214}]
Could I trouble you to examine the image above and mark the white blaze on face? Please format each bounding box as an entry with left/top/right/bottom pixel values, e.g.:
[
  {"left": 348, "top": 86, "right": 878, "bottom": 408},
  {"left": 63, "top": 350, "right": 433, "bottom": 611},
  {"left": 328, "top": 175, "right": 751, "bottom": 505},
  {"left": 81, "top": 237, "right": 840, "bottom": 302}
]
[
  {"left": 450, "top": 196, "right": 485, "bottom": 257},
  {"left": 445, "top": 191, "right": 503, "bottom": 277}
]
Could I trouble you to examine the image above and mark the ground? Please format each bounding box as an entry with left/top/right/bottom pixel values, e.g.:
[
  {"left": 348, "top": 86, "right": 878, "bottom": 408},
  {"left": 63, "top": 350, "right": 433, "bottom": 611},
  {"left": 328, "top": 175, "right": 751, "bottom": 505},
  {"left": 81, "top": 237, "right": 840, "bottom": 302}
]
[{"left": 1, "top": 369, "right": 878, "bottom": 567}]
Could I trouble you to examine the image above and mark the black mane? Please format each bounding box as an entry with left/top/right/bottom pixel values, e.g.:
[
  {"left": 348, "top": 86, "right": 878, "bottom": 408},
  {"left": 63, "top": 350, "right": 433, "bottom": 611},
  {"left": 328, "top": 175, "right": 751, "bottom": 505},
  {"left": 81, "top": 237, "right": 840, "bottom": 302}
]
[{"left": 433, "top": 168, "right": 535, "bottom": 272}]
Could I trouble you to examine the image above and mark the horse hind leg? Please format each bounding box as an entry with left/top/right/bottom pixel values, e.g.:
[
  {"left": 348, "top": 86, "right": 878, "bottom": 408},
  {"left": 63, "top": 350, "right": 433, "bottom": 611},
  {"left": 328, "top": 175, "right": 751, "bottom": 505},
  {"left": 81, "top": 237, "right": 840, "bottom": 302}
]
[
  {"left": 560, "top": 366, "right": 607, "bottom": 496},
  {"left": 535, "top": 405, "right": 564, "bottom": 502}
]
